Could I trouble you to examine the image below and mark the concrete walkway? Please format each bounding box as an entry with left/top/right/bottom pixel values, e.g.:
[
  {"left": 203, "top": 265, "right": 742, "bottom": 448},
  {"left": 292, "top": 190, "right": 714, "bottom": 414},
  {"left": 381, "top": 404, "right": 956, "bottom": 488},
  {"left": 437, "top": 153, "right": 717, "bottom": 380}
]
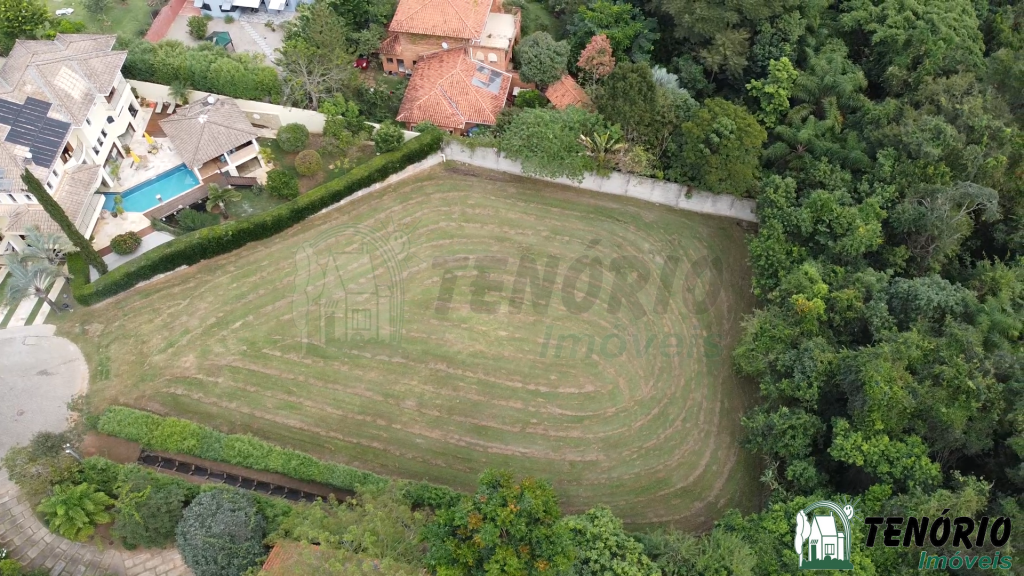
[{"left": 90, "top": 232, "right": 176, "bottom": 282}]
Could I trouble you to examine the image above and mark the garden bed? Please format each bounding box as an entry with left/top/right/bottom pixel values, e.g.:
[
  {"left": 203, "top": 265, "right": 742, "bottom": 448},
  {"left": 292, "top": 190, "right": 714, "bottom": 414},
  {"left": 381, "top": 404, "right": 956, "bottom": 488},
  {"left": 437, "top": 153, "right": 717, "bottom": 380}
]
[{"left": 259, "top": 137, "right": 377, "bottom": 194}]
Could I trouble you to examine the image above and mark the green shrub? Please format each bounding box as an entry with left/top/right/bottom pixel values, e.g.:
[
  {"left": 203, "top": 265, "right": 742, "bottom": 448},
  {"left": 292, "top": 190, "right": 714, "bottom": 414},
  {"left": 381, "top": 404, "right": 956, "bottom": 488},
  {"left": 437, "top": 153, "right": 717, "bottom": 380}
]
[
  {"left": 514, "top": 89, "right": 548, "bottom": 108},
  {"left": 223, "top": 14, "right": 235, "bottom": 23},
  {"left": 294, "top": 150, "right": 323, "bottom": 176},
  {"left": 187, "top": 15, "right": 208, "bottom": 39},
  {"left": 37, "top": 483, "right": 113, "bottom": 541},
  {"left": 176, "top": 208, "right": 221, "bottom": 232},
  {"left": 110, "top": 231, "right": 142, "bottom": 255},
  {"left": 95, "top": 407, "right": 462, "bottom": 507},
  {"left": 81, "top": 457, "right": 124, "bottom": 498},
  {"left": 70, "top": 132, "right": 441, "bottom": 306},
  {"left": 66, "top": 252, "right": 91, "bottom": 293},
  {"left": 277, "top": 123, "right": 310, "bottom": 152},
  {"left": 1, "top": 441, "right": 82, "bottom": 500},
  {"left": 266, "top": 169, "right": 300, "bottom": 200},
  {"left": 413, "top": 121, "right": 444, "bottom": 136},
  {"left": 177, "top": 489, "right": 267, "bottom": 576},
  {"left": 0, "top": 559, "right": 22, "bottom": 576},
  {"left": 29, "top": 431, "right": 75, "bottom": 458},
  {"left": 373, "top": 122, "right": 405, "bottom": 154},
  {"left": 113, "top": 467, "right": 188, "bottom": 549}
]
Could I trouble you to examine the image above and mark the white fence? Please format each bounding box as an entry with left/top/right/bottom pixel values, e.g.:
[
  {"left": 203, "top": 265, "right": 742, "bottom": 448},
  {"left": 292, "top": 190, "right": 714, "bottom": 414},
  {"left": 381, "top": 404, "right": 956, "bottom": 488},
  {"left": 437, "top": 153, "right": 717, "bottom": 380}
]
[{"left": 442, "top": 142, "right": 758, "bottom": 223}]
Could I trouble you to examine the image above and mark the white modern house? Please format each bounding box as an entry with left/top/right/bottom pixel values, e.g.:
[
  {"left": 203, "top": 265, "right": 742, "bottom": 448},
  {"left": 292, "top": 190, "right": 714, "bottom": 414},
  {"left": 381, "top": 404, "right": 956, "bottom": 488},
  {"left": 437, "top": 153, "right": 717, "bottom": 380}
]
[
  {"left": 0, "top": 34, "right": 143, "bottom": 256},
  {"left": 195, "top": 0, "right": 311, "bottom": 18}
]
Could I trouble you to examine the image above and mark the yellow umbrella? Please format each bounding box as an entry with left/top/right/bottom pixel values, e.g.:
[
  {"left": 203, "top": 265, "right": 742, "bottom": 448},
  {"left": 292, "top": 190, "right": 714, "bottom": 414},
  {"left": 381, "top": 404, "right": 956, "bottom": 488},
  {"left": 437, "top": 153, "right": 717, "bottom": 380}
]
[
  {"left": 144, "top": 132, "right": 155, "bottom": 145},
  {"left": 130, "top": 151, "right": 142, "bottom": 164}
]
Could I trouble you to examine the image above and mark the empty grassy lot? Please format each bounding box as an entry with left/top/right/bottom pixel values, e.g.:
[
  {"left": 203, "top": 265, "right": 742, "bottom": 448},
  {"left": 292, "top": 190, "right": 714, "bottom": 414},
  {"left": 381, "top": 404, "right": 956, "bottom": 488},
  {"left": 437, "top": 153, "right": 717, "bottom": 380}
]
[{"left": 57, "top": 164, "right": 760, "bottom": 529}]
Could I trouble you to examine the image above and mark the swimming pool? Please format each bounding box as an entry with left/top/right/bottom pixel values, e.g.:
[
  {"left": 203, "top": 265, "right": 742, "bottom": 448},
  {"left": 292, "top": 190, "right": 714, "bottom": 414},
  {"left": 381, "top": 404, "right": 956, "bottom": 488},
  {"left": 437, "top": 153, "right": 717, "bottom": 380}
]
[{"left": 103, "top": 164, "right": 200, "bottom": 213}]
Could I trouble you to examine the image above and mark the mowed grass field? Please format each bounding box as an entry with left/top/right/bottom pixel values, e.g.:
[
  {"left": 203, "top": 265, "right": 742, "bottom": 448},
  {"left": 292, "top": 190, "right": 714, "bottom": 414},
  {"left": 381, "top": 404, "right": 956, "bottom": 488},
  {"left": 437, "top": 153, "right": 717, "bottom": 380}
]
[{"left": 57, "top": 165, "right": 761, "bottom": 529}]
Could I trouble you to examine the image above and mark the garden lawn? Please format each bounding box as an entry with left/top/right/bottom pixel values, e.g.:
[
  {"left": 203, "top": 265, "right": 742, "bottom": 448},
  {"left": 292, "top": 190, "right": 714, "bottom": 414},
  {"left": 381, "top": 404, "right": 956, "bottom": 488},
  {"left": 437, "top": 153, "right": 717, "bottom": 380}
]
[
  {"left": 223, "top": 189, "right": 286, "bottom": 219},
  {"left": 518, "top": 0, "right": 561, "bottom": 39},
  {"left": 260, "top": 138, "right": 377, "bottom": 195},
  {"left": 45, "top": 0, "right": 162, "bottom": 38},
  {"left": 56, "top": 164, "right": 760, "bottom": 530}
]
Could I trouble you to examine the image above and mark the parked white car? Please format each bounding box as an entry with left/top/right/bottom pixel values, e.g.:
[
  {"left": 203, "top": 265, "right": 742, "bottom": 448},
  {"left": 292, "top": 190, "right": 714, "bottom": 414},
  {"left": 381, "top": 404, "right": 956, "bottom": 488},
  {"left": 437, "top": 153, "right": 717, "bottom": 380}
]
[{"left": 55, "top": 8, "right": 74, "bottom": 16}]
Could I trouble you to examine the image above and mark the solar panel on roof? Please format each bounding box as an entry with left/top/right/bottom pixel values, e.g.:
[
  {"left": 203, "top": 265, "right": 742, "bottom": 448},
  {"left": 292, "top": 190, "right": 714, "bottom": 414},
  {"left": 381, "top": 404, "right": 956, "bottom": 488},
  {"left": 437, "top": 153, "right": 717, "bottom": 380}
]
[
  {"left": 470, "top": 64, "right": 503, "bottom": 94},
  {"left": 0, "top": 97, "right": 71, "bottom": 168}
]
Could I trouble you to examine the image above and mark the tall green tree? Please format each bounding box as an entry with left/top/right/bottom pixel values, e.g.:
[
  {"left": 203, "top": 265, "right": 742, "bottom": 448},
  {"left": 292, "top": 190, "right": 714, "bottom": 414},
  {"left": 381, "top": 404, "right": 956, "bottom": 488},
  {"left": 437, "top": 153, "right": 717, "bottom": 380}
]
[
  {"left": 567, "top": 0, "right": 658, "bottom": 63},
  {"left": 423, "top": 470, "right": 573, "bottom": 576},
  {"left": 563, "top": 507, "right": 659, "bottom": 576},
  {"left": 516, "top": 32, "right": 570, "bottom": 87},
  {"left": 499, "top": 106, "right": 610, "bottom": 181},
  {"left": 593, "top": 62, "right": 678, "bottom": 156},
  {"left": 0, "top": 0, "right": 47, "bottom": 40},
  {"left": 278, "top": 0, "right": 358, "bottom": 109},
  {"left": 663, "top": 98, "right": 766, "bottom": 196},
  {"left": 21, "top": 169, "right": 107, "bottom": 275}
]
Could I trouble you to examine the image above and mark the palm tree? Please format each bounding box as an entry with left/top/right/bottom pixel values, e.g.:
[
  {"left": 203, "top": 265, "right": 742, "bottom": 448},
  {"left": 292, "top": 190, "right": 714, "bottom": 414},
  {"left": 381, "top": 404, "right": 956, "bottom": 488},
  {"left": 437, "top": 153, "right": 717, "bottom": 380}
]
[
  {"left": 20, "top": 226, "right": 77, "bottom": 267},
  {"left": 169, "top": 82, "right": 191, "bottom": 105},
  {"left": 205, "top": 184, "right": 242, "bottom": 219},
  {"left": 579, "top": 132, "right": 626, "bottom": 175},
  {"left": 3, "top": 255, "right": 61, "bottom": 314}
]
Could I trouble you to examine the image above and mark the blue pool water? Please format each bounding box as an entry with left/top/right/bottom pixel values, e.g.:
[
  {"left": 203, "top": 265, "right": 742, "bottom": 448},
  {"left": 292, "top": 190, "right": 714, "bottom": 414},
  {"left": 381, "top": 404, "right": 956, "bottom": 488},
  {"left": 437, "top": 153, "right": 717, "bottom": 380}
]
[{"left": 103, "top": 164, "right": 200, "bottom": 212}]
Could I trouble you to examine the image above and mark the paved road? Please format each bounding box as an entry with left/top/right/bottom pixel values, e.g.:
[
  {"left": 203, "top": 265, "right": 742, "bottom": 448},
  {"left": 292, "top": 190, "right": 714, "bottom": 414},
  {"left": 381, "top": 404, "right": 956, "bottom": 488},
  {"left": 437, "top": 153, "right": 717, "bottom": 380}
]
[{"left": 0, "top": 324, "right": 88, "bottom": 459}]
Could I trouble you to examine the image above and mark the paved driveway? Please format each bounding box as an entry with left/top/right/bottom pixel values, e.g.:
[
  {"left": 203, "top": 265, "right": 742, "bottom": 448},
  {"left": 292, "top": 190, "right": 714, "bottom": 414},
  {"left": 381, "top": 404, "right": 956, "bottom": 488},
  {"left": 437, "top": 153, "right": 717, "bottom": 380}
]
[{"left": 0, "top": 324, "right": 88, "bottom": 460}]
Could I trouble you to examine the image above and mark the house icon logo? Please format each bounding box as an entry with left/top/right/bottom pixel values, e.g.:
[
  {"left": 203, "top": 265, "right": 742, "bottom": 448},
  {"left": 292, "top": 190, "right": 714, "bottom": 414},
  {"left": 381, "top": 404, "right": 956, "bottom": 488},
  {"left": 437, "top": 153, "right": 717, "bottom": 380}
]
[
  {"left": 795, "top": 500, "right": 856, "bottom": 570},
  {"left": 291, "top": 224, "right": 407, "bottom": 348}
]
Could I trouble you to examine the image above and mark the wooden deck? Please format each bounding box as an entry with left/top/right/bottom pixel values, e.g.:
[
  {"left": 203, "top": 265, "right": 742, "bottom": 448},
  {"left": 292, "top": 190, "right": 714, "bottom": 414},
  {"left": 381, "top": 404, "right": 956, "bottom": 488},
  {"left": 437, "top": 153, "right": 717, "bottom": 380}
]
[{"left": 144, "top": 111, "right": 171, "bottom": 138}]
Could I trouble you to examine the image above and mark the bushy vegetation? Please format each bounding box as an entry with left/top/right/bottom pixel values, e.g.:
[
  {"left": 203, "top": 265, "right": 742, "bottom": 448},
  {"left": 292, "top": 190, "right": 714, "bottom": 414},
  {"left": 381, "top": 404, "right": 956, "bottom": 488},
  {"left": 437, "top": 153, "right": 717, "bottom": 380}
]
[
  {"left": 265, "top": 169, "right": 300, "bottom": 200},
  {"left": 69, "top": 132, "right": 442, "bottom": 305},
  {"left": 1, "top": 432, "right": 81, "bottom": 500},
  {"left": 294, "top": 150, "right": 323, "bottom": 176},
  {"left": 113, "top": 467, "right": 189, "bottom": 549},
  {"left": 186, "top": 15, "right": 207, "bottom": 40},
  {"left": 276, "top": 123, "right": 310, "bottom": 152},
  {"left": 36, "top": 483, "right": 113, "bottom": 542},
  {"left": 109, "top": 231, "right": 142, "bottom": 255},
  {"left": 95, "top": 407, "right": 461, "bottom": 508},
  {"left": 118, "top": 38, "right": 281, "bottom": 103},
  {"left": 372, "top": 122, "right": 405, "bottom": 154},
  {"left": 177, "top": 490, "right": 267, "bottom": 576},
  {"left": 175, "top": 208, "right": 221, "bottom": 232}
]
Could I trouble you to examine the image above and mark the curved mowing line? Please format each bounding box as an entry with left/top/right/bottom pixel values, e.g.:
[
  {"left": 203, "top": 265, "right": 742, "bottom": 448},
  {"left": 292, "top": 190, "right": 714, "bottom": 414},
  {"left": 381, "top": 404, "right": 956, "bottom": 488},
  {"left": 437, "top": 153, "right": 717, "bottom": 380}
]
[{"left": 69, "top": 166, "right": 759, "bottom": 528}]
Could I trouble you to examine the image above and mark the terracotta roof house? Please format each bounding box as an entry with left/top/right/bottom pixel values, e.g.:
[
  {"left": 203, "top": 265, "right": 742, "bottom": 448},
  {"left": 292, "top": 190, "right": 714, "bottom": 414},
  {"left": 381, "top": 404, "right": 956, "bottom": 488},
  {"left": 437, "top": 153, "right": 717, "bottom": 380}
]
[
  {"left": 544, "top": 74, "right": 591, "bottom": 110},
  {"left": 0, "top": 34, "right": 143, "bottom": 258},
  {"left": 396, "top": 48, "right": 512, "bottom": 133},
  {"left": 159, "top": 95, "right": 263, "bottom": 180},
  {"left": 379, "top": 0, "right": 521, "bottom": 87}
]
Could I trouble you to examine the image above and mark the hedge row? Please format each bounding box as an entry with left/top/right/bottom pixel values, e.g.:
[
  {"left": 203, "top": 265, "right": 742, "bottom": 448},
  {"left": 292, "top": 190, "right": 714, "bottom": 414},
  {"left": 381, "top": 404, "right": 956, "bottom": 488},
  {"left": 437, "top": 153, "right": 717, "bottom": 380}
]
[
  {"left": 96, "top": 407, "right": 464, "bottom": 510},
  {"left": 74, "top": 131, "right": 443, "bottom": 305}
]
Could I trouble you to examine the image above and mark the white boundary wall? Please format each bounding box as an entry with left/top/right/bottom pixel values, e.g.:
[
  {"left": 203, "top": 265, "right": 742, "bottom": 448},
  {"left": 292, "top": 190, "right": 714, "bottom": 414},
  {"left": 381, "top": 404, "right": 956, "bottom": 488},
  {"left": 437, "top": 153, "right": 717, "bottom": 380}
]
[
  {"left": 131, "top": 80, "right": 328, "bottom": 132},
  {"left": 443, "top": 142, "right": 758, "bottom": 223}
]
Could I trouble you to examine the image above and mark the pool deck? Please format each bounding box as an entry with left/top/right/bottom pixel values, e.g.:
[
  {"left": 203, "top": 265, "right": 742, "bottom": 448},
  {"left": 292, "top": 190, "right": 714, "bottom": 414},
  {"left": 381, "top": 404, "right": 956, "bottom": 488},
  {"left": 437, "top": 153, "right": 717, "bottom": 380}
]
[
  {"left": 92, "top": 212, "right": 152, "bottom": 251},
  {"left": 89, "top": 231, "right": 176, "bottom": 281},
  {"left": 103, "top": 107, "right": 184, "bottom": 194}
]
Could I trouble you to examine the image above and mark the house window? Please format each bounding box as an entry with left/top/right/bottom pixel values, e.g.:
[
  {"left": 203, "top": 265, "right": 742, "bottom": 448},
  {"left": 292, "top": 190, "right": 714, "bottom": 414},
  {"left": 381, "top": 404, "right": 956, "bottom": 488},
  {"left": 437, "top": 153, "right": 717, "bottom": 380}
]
[
  {"left": 488, "top": 52, "right": 497, "bottom": 62},
  {"left": 129, "top": 104, "right": 138, "bottom": 118},
  {"left": 386, "top": 57, "right": 394, "bottom": 63},
  {"left": 45, "top": 181, "right": 54, "bottom": 192},
  {"left": 476, "top": 50, "right": 484, "bottom": 60},
  {"left": 106, "top": 115, "right": 115, "bottom": 124},
  {"left": 350, "top": 309, "right": 371, "bottom": 331},
  {"left": 85, "top": 117, "right": 92, "bottom": 126},
  {"left": 51, "top": 168, "right": 59, "bottom": 178},
  {"left": 825, "top": 544, "right": 835, "bottom": 556}
]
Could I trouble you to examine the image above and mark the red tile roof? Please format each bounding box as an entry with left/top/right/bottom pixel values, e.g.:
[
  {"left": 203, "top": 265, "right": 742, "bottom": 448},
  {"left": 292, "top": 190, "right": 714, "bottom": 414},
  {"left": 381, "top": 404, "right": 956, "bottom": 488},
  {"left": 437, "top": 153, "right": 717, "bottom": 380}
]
[
  {"left": 397, "top": 49, "right": 511, "bottom": 130},
  {"left": 544, "top": 74, "right": 591, "bottom": 110},
  {"left": 380, "top": 33, "right": 402, "bottom": 55},
  {"left": 388, "top": 0, "right": 494, "bottom": 40}
]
